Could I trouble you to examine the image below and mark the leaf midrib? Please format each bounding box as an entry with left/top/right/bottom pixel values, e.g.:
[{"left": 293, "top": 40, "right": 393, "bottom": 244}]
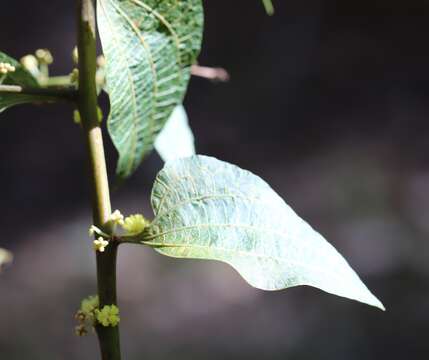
[
  {"left": 145, "top": 222, "right": 308, "bottom": 244},
  {"left": 153, "top": 192, "right": 284, "bottom": 220}
]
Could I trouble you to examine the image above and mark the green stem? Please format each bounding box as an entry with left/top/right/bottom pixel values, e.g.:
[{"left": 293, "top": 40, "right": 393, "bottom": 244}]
[
  {"left": 45, "top": 75, "right": 73, "bottom": 87},
  {"left": 76, "top": 1, "right": 121, "bottom": 359}
]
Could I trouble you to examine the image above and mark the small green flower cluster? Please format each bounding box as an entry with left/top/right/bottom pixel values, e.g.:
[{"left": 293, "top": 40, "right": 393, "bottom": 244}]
[
  {"left": 122, "top": 214, "right": 149, "bottom": 235},
  {"left": 88, "top": 210, "right": 150, "bottom": 254},
  {"left": 105, "top": 210, "right": 149, "bottom": 235},
  {"left": 75, "top": 295, "right": 121, "bottom": 336},
  {"left": 95, "top": 305, "right": 120, "bottom": 327},
  {"left": 75, "top": 295, "right": 99, "bottom": 336}
]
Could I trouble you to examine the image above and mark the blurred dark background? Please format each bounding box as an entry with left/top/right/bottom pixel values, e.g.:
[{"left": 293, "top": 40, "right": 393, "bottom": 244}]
[{"left": 1, "top": 1, "right": 429, "bottom": 359}]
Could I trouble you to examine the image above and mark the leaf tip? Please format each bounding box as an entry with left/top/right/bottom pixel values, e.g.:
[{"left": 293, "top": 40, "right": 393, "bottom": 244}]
[
  {"left": 350, "top": 286, "right": 385, "bottom": 311},
  {"left": 368, "top": 295, "right": 385, "bottom": 311}
]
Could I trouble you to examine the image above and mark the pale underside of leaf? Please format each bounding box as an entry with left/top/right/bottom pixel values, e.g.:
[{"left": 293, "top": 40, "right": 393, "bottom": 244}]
[
  {"left": 141, "top": 155, "right": 384, "bottom": 310},
  {"left": 154, "top": 105, "right": 195, "bottom": 162},
  {"left": 97, "top": 0, "right": 203, "bottom": 178},
  {"left": 0, "top": 51, "right": 40, "bottom": 112}
]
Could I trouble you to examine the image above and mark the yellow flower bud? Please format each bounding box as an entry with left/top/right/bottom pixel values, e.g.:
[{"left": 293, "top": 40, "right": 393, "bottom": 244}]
[
  {"left": 75, "top": 324, "right": 88, "bottom": 337},
  {"left": 122, "top": 214, "right": 149, "bottom": 235},
  {"left": 72, "top": 47, "right": 79, "bottom": 64},
  {"left": 70, "top": 68, "right": 79, "bottom": 84},
  {"left": 93, "top": 237, "right": 109, "bottom": 252},
  {"left": 35, "top": 48, "right": 53, "bottom": 65},
  {"left": 97, "top": 55, "right": 106, "bottom": 68},
  {"left": 108, "top": 210, "right": 124, "bottom": 226},
  {"left": 0, "top": 62, "right": 16, "bottom": 75}
]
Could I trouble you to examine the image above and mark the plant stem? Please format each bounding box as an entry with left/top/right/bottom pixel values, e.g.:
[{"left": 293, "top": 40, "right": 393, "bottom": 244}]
[
  {"left": 77, "top": 1, "right": 121, "bottom": 359},
  {"left": 46, "top": 75, "right": 73, "bottom": 87}
]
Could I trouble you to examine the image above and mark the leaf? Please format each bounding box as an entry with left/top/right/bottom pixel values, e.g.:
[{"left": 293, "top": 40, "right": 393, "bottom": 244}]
[
  {"left": 139, "top": 155, "right": 384, "bottom": 310},
  {"left": 0, "top": 94, "right": 35, "bottom": 113},
  {"left": 0, "top": 51, "right": 40, "bottom": 112},
  {"left": 261, "top": 0, "right": 275, "bottom": 15},
  {"left": 0, "top": 52, "right": 39, "bottom": 87},
  {"left": 154, "top": 105, "right": 195, "bottom": 162},
  {"left": 97, "top": 0, "right": 204, "bottom": 179},
  {"left": 0, "top": 248, "right": 12, "bottom": 270}
]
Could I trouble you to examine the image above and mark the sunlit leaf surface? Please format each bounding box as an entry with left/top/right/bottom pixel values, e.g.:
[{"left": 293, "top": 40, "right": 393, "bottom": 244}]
[
  {"left": 97, "top": 0, "right": 203, "bottom": 178},
  {"left": 141, "top": 155, "right": 384, "bottom": 310}
]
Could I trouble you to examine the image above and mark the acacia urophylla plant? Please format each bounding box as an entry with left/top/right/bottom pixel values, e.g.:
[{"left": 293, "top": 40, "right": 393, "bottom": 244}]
[{"left": 0, "top": 1, "right": 384, "bottom": 359}]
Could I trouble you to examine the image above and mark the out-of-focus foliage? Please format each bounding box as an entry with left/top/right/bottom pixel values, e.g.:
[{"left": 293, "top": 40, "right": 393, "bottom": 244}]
[
  {"left": 261, "top": 0, "right": 274, "bottom": 15},
  {"left": 0, "top": 248, "right": 12, "bottom": 270}
]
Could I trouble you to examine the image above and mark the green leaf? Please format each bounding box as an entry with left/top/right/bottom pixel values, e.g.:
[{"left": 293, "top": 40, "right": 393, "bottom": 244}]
[
  {"left": 140, "top": 155, "right": 384, "bottom": 310},
  {"left": 0, "top": 51, "right": 40, "bottom": 112},
  {"left": 0, "top": 52, "right": 39, "bottom": 87},
  {"left": 0, "top": 94, "right": 42, "bottom": 113},
  {"left": 261, "top": 0, "right": 274, "bottom": 15},
  {"left": 97, "top": 0, "right": 204, "bottom": 179},
  {"left": 154, "top": 105, "right": 195, "bottom": 162}
]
